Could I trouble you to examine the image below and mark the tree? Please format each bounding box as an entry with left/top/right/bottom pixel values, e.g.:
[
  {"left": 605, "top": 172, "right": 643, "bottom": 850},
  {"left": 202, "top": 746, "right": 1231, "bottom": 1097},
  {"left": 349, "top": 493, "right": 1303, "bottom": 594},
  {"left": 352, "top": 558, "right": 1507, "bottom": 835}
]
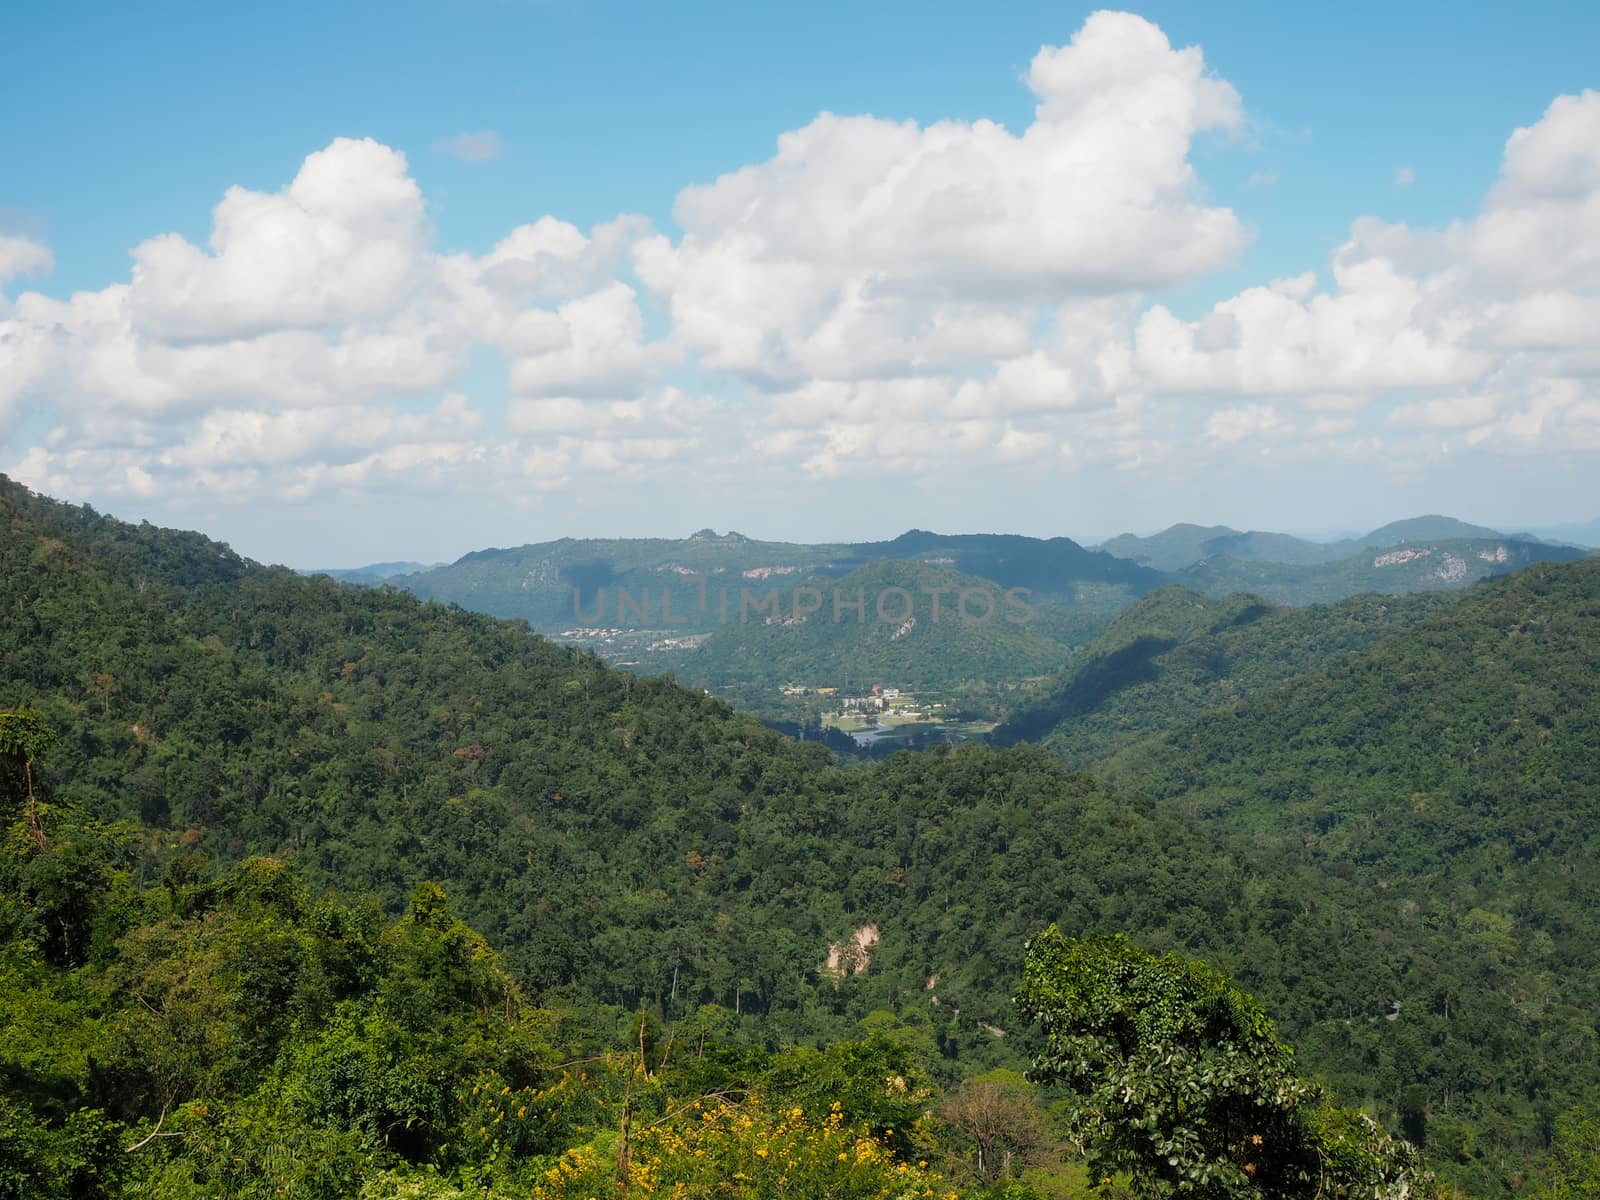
[
  {"left": 1528, "top": 1107, "right": 1600, "bottom": 1199},
  {"left": 1016, "top": 927, "right": 1430, "bottom": 1199},
  {"left": 932, "top": 1069, "right": 1054, "bottom": 1187},
  {"left": 0, "top": 707, "right": 54, "bottom": 849}
]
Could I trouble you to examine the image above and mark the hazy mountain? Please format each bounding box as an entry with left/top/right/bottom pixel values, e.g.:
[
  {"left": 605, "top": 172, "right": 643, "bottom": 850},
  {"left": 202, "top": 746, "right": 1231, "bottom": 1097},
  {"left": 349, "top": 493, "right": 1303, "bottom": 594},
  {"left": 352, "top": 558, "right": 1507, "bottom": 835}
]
[
  {"left": 1177, "top": 536, "right": 1587, "bottom": 605},
  {"left": 391, "top": 528, "right": 1166, "bottom": 634},
  {"left": 302, "top": 560, "right": 439, "bottom": 583},
  {"left": 1529, "top": 516, "right": 1600, "bottom": 548},
  {"left": 1346, "top": 514, "right": 1508, "bottom": 547},
  {"left": 1096, "top": 523, "right": 1334, "bottom": 570},
  {"left": 1099, "top": 514, "right": 1523, "bottom": 573}
]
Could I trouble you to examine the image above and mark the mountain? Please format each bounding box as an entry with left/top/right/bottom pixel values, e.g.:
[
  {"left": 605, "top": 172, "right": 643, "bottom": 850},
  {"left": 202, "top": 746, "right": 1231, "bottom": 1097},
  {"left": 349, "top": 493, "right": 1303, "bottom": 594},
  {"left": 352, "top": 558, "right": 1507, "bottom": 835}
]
[
  {"left": 1098, "top": 514, "right": 1527, "bottom": 574},
  {"left": 3, "top": 472, "right": 1596, "bottom": 1192},
  {"left": 990, "top": 586, "right": 1455, "bottom": 767},
  {"left": 1096, "top": 523, "right": 1333, "bottom": 571},
  {"left": 1177, "top": 536, "right": 1587, "bottom": 605},
  {"left": 302, "top": 560, "right": 438, "bottom": 583},
  {"left": 1529, "top": 516, "right": 1600, "bottom": 548},
  {"left": 300, "top": 563, "right": 435, "bottom": 585},
  {"left": 389, "top": 528, "right": 1166, "bottom": 635},
  {"left": 1096, "top": 558, "right": 1600, "bottom": 1180},
  {"left": 1350, "top": 514, "right": 1509, "bottom": 547}
]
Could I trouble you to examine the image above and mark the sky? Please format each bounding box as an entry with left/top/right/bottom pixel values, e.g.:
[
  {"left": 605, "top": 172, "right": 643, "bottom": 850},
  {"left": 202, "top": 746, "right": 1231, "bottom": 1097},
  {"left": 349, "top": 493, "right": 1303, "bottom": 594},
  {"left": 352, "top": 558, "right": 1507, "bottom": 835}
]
[{"left": 3, "top": 1, "right": 1599, "bottom": 566}]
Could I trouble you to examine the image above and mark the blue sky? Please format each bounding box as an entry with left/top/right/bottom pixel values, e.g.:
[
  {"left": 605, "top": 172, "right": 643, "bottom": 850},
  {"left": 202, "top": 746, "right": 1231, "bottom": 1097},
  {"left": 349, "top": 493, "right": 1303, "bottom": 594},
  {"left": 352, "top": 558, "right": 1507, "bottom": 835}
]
[{"left": 3, "top": 2, "right": 1599, "bottom": 563}]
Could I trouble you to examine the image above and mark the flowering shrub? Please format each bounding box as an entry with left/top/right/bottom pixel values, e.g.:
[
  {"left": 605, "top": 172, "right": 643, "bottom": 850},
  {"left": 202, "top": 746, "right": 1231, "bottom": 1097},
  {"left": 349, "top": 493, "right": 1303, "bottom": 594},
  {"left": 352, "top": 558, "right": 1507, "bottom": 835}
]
[{"left": 527, "top": 1097, "right": 957, "bottom": 1199}]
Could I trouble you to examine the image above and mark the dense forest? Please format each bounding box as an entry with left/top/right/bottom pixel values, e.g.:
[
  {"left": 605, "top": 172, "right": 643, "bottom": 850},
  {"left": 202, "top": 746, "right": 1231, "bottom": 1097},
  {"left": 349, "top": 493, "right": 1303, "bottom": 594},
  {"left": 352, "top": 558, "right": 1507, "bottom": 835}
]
[
  {"left": 991, "top": 586, "right": 1456, "bottom": 767},
  {"left": 3, "top": 475, "right": 1599, "bottom": 1195},
  {"left": 677, "top": 559, "right": 1093, "bottom": 708}
]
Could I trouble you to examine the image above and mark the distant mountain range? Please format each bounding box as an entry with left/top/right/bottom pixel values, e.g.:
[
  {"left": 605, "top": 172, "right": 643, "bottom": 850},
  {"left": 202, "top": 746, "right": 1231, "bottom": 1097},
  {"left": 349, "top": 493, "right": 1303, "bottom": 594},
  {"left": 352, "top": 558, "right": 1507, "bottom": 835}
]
[
  {"left": 327, "top": 528, "right": 1167, "bottom": 634},
  {"left": 303, "top": 560, "right": 441, "bottom": 584},
  {"left": 1094, "top": 514, "right": 1547, "bottom": 572},
  {"left": 316, "top": 516, "right": 1592, "bottom": 646}
]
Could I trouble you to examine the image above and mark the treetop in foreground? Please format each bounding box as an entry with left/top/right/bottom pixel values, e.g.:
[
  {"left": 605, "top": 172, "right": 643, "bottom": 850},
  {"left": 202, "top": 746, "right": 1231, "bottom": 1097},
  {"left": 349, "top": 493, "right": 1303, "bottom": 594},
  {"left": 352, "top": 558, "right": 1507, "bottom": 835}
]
[{"left": 1018, "top": 928, "right": 1431, "bottom": 1199}]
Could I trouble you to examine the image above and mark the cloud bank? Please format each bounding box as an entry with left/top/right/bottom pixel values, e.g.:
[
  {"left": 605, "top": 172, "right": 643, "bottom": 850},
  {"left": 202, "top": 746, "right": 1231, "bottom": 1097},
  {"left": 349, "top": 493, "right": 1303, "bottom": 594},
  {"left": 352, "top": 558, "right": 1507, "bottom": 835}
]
[{"left": 3, "top": 12, "right": 1599, "bottom": 538}]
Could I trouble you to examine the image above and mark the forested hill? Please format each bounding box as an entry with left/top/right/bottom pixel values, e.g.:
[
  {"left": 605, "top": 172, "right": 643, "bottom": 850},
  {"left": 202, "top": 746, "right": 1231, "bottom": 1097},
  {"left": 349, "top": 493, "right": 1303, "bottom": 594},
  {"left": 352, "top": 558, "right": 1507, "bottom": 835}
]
[
  {"left": 1175, "top": 537, "right": 1587, "bottom": 605},
  {"left": 3, "top": 474, "right": 1597, "bottom": 1194},
  {"left": 1096, "top": 524, "right": 1334, "bottom": 571},
  {"left": 1103, "top": 557, "right": 1600, "bottom": 870},
  {"left": 1097, "top": 558, "right": 1600, "bottom": 1174},
  {"left": 679, "top": 558, "right": 1074, "bottom": 691},
  {"left": 990, "top": 586, "right": 1456, "bottom": 767},
  {"left": 1097, "top": 514, "right": 1540, "bottom": 573}
]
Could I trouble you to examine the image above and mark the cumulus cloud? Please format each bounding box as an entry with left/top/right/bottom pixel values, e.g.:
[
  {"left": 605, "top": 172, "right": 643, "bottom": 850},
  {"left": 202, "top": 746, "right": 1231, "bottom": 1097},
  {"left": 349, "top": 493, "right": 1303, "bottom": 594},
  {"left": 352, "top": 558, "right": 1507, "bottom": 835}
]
[
  {"left": 127, "top": 139, "right": 429, "bottom": 343},
  {"left": 0, "top": 235, "right": 53, "bottom": 286},
  {"left": 5, "top": 19, "right": 1600, "bottom": 524},
  {"left": 634, "top": 10, "right": 1244, "bottom": 384},
  {"left": 1133, "top": 90, "right": 1600, "bottom": 454}
]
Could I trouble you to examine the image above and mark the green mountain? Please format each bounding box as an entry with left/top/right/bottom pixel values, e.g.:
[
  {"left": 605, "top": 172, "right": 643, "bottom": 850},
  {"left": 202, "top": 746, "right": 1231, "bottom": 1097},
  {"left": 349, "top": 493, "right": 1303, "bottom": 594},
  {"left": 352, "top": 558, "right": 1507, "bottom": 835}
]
[
  {"left": 1096, "top": 524, "right": 1333, "bottom": 571},
  {"left": 990, "top": 586, "right": 1455, "bottom": 768},
  {"left": 680, "top": 559, "right": 1076, "bottom": 692},
  {"left": 1178, "top": 537, "right": 1587, "bottom": 605},
  {"left": 1094, "top": 559, "right": 1600, "bottom": 1181},
  {"left": 389, "top": 528, "right": 1165, "bottom": 635},
  {"left": 4, "top": 473, "right": 1598, "bottom": 1193},
  {"left": 1099, "top": 514, "right": 1527, "bottom": 574},
  {"left": 1353, "top": 514, "right": 1509, "bottom": 546}
]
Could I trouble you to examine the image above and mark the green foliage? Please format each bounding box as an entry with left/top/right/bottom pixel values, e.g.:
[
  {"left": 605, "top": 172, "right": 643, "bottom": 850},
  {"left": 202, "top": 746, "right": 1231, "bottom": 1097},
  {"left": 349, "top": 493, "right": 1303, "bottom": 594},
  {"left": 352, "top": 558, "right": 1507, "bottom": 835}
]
[
  {"left": 682, "top": 559, "right": 1077, "bottom": 697},
  {"left": 993, "top": 587, "right": 1452, "bottom": 764},
  {"left": 1525, "top": 1107, "right": 1600, "bottom": 1199},
  {"left": 1017, "top": 928, "right": 1430, "bottom": 1199},
  {"left": 5, "top": 474, "right": 1600, "bottom": 1194}
]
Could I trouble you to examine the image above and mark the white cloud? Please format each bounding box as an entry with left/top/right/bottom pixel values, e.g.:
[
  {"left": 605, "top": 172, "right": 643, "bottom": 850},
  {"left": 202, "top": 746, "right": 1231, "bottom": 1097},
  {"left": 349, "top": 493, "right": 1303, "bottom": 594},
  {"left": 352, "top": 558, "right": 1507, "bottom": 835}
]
[
  {"left": 0, "top": 235, "right": 53, "bottom": 285},
  {"left": 434, "top": 131, "right": 503, "bottom": 162},
  {"left": 503, "top": 282, "right": 669, "bottom": 397},
  {"left": 1206, "top": 404, "right": 1282, "bottom": 444},
  {"left": 5, "top": 23, "right": 1600, "bottom": 526},
  {"left": 634, "top": 10, "right": 1245, "bottom": 384},
  {"left": 1133, "top": 89, "right": 1600, "bottom": 455},
  {"left": 126, "top": 138, "right": 429, "bottom": 343}
]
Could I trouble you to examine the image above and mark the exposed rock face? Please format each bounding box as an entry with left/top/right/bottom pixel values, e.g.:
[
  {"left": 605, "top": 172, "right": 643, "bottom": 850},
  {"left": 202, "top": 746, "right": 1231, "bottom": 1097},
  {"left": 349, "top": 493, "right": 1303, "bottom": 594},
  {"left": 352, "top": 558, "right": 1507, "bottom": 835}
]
[{"left": 822, "top": 922, "right": 881, "bottom": 983}]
